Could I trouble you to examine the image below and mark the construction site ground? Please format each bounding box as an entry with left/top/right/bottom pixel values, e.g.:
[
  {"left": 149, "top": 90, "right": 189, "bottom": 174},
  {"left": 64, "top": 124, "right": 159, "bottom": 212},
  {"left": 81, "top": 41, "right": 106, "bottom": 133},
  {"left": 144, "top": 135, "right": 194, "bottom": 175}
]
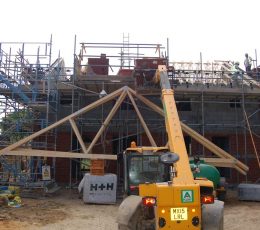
[{"left": 0, "top": 188, "right": 259, "bottom": 230}]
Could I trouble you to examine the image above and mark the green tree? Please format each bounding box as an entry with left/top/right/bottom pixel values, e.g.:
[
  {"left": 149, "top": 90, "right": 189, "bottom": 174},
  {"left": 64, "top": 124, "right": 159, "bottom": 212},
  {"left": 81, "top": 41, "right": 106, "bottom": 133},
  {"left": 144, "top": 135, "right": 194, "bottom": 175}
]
[{"left": 0, "top": 109, "right": 34, "bottom": 144}]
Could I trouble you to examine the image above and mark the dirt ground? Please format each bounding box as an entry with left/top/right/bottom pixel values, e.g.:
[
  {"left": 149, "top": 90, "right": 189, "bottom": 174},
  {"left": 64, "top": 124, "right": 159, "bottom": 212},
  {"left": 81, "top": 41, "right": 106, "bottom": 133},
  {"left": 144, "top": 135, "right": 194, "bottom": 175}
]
[{"left": 0, "top": 189, "right": 260, "bottom": 230}]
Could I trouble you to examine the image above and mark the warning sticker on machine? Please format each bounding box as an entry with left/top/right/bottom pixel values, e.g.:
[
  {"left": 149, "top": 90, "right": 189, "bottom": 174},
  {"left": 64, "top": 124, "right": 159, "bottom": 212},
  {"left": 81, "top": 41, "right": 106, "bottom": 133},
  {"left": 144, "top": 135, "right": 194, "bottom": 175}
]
[{"left": 181, "top": 190, "right": 194, "bottom": 203}]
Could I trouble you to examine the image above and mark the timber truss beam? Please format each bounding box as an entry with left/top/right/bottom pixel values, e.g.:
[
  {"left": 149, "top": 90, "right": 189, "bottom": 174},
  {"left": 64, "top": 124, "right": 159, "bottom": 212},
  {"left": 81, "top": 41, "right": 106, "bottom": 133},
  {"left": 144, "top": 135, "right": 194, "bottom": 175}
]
[
  {"left": 0, "top": 86, "right": 157, "bottom": 160},
  {"left": 0, "top": 86, "right": 249, "bottom": 175}
]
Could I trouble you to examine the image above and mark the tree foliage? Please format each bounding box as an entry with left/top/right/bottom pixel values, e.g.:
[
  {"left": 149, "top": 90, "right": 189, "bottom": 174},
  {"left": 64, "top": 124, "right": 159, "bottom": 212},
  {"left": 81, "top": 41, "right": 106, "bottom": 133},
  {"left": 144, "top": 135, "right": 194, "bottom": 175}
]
[{"left": 0, "top": 109, "right": 34, "bottom": 143}]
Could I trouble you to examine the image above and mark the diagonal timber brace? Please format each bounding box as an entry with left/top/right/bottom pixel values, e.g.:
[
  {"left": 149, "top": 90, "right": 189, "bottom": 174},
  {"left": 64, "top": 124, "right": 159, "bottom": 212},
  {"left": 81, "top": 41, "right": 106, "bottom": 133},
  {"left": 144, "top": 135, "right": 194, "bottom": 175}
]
[{"left": 0, "top": 86, "right": 250, "bottom": 173}]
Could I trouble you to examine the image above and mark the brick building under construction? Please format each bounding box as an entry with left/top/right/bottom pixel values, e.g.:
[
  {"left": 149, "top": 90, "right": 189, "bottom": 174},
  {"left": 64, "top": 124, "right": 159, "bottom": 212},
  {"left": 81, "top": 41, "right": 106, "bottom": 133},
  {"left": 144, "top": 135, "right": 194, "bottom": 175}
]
[{"left": 0, "top": 35, "right": 259, "bottom": 190}]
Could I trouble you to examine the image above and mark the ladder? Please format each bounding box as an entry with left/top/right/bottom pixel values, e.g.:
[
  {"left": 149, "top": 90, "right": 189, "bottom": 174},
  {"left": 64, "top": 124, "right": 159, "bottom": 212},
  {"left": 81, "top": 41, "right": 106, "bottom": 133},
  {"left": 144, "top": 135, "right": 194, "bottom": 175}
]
[{"left": 121, "top": 33, "right": 131, "bottom": 68}]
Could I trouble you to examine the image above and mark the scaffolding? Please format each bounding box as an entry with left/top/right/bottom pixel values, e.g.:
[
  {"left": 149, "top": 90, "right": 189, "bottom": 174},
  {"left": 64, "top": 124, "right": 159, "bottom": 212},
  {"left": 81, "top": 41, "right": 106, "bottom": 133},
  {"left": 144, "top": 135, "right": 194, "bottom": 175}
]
[
  {"left": 0, "top": 35, "right": 259, "bottom": 190},
  {"left": 0, "top": 36, "right": 63, "bottom": 189},
  {"left": 69, "top": 38, "right": 260, "bottom": 185}
]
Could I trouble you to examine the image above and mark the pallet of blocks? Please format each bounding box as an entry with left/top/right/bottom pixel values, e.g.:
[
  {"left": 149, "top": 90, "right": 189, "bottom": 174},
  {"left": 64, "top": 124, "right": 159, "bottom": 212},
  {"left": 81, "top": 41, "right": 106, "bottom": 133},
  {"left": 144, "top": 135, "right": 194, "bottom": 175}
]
[
  {"left": 78, "top": 159, "right": 117, "bottom": 204},
  {"left": 90, "top": 159, "right": 105, "bottom": 176}
]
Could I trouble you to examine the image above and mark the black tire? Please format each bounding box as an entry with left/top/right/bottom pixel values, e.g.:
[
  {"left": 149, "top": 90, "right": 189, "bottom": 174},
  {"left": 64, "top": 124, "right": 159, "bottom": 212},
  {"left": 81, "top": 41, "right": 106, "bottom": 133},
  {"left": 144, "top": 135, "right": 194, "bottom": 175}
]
[{"left": 118, "top": 205, "right": 155, "bottom": 230}]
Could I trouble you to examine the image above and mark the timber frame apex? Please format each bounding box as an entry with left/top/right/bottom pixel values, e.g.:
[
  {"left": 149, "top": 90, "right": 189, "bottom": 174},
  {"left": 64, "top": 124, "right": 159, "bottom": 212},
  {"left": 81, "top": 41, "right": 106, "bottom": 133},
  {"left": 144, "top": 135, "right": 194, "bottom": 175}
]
[{"left": 0, "top": 86, "right": 249, "bottom": 175}]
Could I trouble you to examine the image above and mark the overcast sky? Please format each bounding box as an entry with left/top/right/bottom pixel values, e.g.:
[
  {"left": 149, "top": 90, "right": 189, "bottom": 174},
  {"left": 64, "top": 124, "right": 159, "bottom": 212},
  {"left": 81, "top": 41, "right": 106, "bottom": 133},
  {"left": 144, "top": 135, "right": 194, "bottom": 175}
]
[{"left": 1, "top": 0, "right": 260, "bottom": 69}]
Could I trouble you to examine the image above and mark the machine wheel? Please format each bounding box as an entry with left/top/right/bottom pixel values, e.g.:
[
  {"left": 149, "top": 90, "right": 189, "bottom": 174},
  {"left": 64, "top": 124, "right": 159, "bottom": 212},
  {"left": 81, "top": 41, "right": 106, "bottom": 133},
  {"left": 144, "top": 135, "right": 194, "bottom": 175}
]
[
  {"left": 117, "top": 195, "right": 155, "bottom": 230},
  {"left": 202, "top": 200, "right": 224, "bottom": 230},
  {"left": 118, "top": 205, "right": 155, "bottom": 230}
]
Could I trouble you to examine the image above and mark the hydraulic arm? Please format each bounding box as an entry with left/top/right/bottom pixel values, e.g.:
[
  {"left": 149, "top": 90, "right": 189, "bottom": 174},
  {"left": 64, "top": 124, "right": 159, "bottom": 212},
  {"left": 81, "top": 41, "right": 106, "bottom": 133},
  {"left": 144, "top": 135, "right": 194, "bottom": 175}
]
[{"left": 154, "top": 65, "right": 194, "bottom": 184}]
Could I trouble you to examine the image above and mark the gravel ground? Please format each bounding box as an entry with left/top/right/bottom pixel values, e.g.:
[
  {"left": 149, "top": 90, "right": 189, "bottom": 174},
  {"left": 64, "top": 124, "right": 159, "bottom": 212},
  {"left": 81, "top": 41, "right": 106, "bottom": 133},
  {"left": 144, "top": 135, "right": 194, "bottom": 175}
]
[{"left": 0, "top": 189, "right": 259, "bottom": 230}]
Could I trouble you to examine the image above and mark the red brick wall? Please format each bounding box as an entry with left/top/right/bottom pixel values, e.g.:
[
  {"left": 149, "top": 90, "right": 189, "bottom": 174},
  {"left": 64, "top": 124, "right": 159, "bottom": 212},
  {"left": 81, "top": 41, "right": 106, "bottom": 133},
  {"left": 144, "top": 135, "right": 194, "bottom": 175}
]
[
  {"left": 187, "top": 133, "right": 260, "bottom": 184},
  {"left": 53, "top": 131, "right": 259, "bottom": 184},
  {"left": 55, "top": 132, "right": 71, "bottom": 182},
  {"left": 54, "top": 132, "right": 115, "bottom": 182}
]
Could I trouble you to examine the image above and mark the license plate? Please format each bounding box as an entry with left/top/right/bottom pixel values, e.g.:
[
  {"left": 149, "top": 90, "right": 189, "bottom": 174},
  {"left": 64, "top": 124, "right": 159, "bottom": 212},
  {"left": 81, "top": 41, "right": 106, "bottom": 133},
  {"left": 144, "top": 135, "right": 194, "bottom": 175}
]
[{"left": 170, "top": 207, "right": 188, "bottom": 221}]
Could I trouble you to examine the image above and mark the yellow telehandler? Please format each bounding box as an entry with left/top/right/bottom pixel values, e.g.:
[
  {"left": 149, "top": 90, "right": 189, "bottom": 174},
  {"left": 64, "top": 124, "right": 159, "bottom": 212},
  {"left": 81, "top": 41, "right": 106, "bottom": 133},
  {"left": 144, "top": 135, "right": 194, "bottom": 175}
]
[{"left": 117, "top": 65, "right": 224, "bottom": 230}]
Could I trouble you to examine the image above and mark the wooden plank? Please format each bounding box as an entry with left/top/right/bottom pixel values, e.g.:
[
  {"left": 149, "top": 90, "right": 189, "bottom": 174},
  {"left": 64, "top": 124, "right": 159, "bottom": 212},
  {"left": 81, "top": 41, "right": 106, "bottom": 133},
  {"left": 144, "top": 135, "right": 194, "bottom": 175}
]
[
  {"left": 69, "top": 118, "right": 88, "bottom": 153},
  {"left": 194, "top": 158, "right": 236, "bottom": 168},
  {"left": 3, "top": 149, "right": 117, "bottom": 160},
  {"left": 127, "top": 91, "right": 157, "bottom": 147},
  {"left": 181, "top": 122, "right": 249, "bottom": 171},
  {"left": 86, "top": 90, "right": 127, "bottom": 154},
  {"left": 0, "top": 87, "right": 125, "bottom": 154},
  {"left": 128, "top": 87, "right": 249, "bottom": 173},
  {"left": 128, "top": 87, "right": 164, "bottom": 115},
  {"left": 234, "top": 165, "right": 247, "bottom": 175},
  {"left": 189, "top": 157, "right": 247, "bottom": 174}
]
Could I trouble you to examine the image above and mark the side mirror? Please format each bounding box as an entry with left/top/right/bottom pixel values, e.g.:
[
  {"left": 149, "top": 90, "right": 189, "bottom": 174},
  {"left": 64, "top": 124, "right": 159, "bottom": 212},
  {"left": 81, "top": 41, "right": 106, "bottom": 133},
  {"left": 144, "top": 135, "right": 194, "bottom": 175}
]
[{"left": 160, "top": 152, "right": 179, "bottom": 165}]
